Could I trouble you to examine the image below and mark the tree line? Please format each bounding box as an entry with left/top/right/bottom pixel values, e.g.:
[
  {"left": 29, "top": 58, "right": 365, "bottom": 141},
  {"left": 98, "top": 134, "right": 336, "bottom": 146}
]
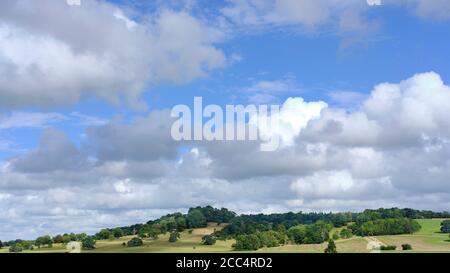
[{"left": 2, "top": 206, "right": 448, "bottom": 252}]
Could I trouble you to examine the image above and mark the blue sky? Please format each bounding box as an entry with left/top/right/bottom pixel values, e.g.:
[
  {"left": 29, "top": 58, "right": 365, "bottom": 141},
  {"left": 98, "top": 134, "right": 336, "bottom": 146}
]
[
  {"left": 1, "top": 0, "right": 450, "bottom": 240},
  {"left": 4, "top": 0, "right": 450, "bottom": 158}
]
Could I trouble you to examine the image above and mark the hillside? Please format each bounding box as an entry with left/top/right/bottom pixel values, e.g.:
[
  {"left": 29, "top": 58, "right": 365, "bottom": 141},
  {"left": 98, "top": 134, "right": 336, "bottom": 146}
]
[{"left": 2, "top": 219, "right": 449, "bottom": 253}]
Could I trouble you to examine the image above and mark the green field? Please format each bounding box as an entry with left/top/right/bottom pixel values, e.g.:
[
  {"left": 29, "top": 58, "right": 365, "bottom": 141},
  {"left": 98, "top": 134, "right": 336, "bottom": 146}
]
[
  {"left": 375, "top": 219, "right": 450, "bottom": 253},
  {"left": 1, "top": 219, "right": 449, "bottom": 253}
]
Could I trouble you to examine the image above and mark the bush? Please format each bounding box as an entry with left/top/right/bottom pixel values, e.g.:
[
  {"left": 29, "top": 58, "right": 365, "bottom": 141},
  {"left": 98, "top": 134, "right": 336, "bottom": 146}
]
[
  {"left": 380, "top": 245, "right": 396, "bottom": 251},
  {"left": 127, "top": 237, "right": 143, "bottom": 247},
  {"left": 401, "top": 244, "right": 412, "bottom": 250},
  {"left": 324, "top": 239, "right": 337, "bottom": 253},
  {"left": 9, "top": 244, "right": 23, "bottom": 253},
  {"left": 340, "top": 228, "right": 353, "bottom": 239},
  {"left": 169, "top": 231, "right": 180, "bottom": 243},
  {"left": 233, "top": 234, "right": 262, "bottom": 250},
  {"left": 202, "top": 235, "right": 217, "bottom": 245},
  {"left": 440, "top": 220, "right": 450, "bottom": 233},
  {"left": 81, "top": 236, "right": 96, "bottom": 250}
]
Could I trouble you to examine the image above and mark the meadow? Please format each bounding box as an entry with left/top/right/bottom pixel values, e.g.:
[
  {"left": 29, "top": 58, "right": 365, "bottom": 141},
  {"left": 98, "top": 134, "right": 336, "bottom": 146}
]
[{"left": 2, "top": 219, "right": 448, "bottom": 253}]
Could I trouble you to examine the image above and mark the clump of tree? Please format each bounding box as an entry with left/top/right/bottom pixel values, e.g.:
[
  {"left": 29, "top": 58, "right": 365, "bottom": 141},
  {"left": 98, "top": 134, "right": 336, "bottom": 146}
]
[
  {"left": 232, "top": 230, "right": 286, "bottom": 250},
  {"left": 401, "top": 244, "right": 412, "bottom": 250},
  {"left": 0, "top": 240, "right": 3, "bottom": 249},
  {"left": 340, "top": 228, "right": 353, "bottom": 239},
  {"left": 35, "top": 235, "right": 53, "bottom": 248},
  {"left": 9, "top": 244, "right": 23, "bottom": 253},
  {"left": 202, "top": 235, "right": 217, "bottom": 245},
  {"left": 287, "top": 221, "right": 333, "bottom": 244},
  {"left": 95, "top": 229, "right": 112, "bottom": 240},
  {"left": 440, "top": 220, "right": 450, "bottom": 233},
  {"left": 324, "top": 239, "right": 337, "bottom": 253},
  {"left": 169, "top": 230, "right": 180, "bottom": 243},
  {"left": 127, "top": 237, "right": 143, "bottom": 247},
  {"left": 355, "top": 218, "right": 421, "bottom": 236},
  {"left": 82, "top": 236, "right": 96, "bottom": 250},
  {"left": 233, "top": 234, "right": 262, "bottom": 250}
]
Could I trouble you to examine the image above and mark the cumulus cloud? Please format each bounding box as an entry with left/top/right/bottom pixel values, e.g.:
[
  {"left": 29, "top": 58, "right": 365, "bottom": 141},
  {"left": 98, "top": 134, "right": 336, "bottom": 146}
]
[
  {"left": 2, "top": 72, "right": 450, "bottom": 239},
  {"left": 0, "top": 0, "right": 226, "bottom": 109}
]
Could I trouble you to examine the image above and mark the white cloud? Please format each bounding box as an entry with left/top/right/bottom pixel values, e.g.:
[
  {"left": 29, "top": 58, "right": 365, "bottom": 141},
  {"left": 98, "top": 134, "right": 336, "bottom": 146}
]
[{"left": 0, "top": 1, "right": 227, "bottom": 109}]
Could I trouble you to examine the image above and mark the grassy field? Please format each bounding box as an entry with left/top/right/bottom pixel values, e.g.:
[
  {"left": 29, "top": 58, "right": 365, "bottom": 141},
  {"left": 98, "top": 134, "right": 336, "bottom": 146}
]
[
  {"left": 1, "top": 219, "right": 449, "bottom": 253},
  {"left": 376, "top": 219, "right": 450, "bottom": 253}
]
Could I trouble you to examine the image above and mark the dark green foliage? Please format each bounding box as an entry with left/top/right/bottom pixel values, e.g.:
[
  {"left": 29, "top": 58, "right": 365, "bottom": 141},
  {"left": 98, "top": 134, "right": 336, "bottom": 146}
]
[
  {"left": 35, "top": 235, "right": 53, "bottom": 248},
  {"left": 169, "top": 230, "right": 180, "bottom": 242},
  {"left": 81, "top": 236, "right": 96, "bottom": 250},
  {"left": 0, "top": 240, "right": 3, "bottom": 248},
  {"left": 233, "top": 234, "right": 262, "bottom": 250},
  {"left": 201, "top": 235, "right": 217, "bottom": 245},
  {"left": 287, "top": 221, "right": 332, "bottom": 244},
  {"left": 440, "top": 220, "right": 450, "bottom": 233},
  {"left": 324, "top": 239, "right": 337, "bottom": 253},
  {"left": 340, "top": 228, "right": 353, "bottom": 239},
  {"left": 380, "top": 245, "right": 396, "bottom": 251},
  {"left": 358, "top": 218, "right": 421, "bottom": 236},
  {"left": 127, "top": 237, "right": 143, "bottom": 247},
  {"left": 187, "top": 208, "right": 207, "bottom": 228},
  {"left": 9, "top": 244, "right": 23, "bottom": 253},
  {"left": 402, "top": 244, "right": 412, "bottom": 250},
  {"left": 52, "top": 235, "right": 64, "bottom": 244},
  {"left": 112, "top": 228, "right": 124, "bottom": 238},
  {"left": 95, "top": 229, "right": 112, "bottom": 240}
]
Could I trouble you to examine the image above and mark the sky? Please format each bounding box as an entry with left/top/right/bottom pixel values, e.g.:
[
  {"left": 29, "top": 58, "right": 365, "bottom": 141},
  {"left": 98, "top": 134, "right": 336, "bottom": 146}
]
[{"left": 1, "top": 0, "right": 450, "bottom": 240}]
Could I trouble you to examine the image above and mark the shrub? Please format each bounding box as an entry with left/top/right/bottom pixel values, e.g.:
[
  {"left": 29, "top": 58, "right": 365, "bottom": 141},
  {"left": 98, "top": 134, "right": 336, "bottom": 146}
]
[
  {"left": 9, "top": 244, "right": 23, "bottom": 253},
  {"left": 440, "top": 220, "right": 450, "bottom": 233},
  {"left": 324, "top": 239, "right": 337, "bottom": 253},
  {"left": 233, "top": 234, "right": 262, "bottom": 250},
  {"left": 81, "top": 236, "right": 96, "bottom": 250},
  {"left": 401, "top": 244, "right": 412, "bottom": 250},
  {"left": 380, "top": 245, "right": 396, "bottom": 251},
  {"left": 169, "top": 231, "right": 180, "bottom": 243},
  {"left": 127, "top": 237, "right": 143, "bottom": 247},
  {"left": 202, "top": 235, "right": 217, "bottom": 245}
]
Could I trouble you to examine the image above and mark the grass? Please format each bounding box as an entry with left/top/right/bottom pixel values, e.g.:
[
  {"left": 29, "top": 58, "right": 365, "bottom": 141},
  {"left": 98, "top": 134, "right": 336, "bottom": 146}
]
[
  {"left": 376, "top": 219, "right": 450, "bottom": 253},
  {"left": 2, "top": 219, "right": 449, "bottom": 253}
]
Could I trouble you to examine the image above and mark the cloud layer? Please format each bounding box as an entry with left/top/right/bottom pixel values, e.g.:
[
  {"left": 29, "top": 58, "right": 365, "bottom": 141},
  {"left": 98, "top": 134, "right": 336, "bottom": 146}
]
[{"left": 2, "top": 72, "right": 450, "bottom": 239}]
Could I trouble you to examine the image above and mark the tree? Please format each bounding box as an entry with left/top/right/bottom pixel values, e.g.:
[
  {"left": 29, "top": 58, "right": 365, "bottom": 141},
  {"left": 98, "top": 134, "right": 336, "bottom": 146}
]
[
  {"left": 169, "top": 231, "right": 180, "bottom": 242},
  {"left": 96, "top": 229, "right": 112, "bottom": 240},
  {"left": 9, "top": 244, "right": 23, "bottom": 253},
  {"left": 82, "top": 236, "right": 96, "bottom": 250},
  {"left": 233, "top": 234, "right": 262, "bottom": 250},
  {"left": 0, "top": 240, "right": 3, "bottom": 249},
  {"left": 127, "top": 237, "right": 143, "bottom": 247},
  {"left": 340, "top": 228, "right": 353, "bottom": 239},
  {"left": 35, "top": 235, "right": 53, "bottom": 248},
  {"left": 112, "top": 228, "right": 124, "bottom": 238},
  {"left": 187, "top": 209, "right": 207, "bottom": 228},
  {"left": 287, "top": 225, "right": 307, "bottom": 244},
  {"left": 202, "top": 235, "right": 217, "bottom": 245},
  {"left": 402, "top": 244, "right": 412, "bottom": 250},
  {"left": 52, "top": 235, "right": 64, "bottom": 244},
  {"left": 324, "top": 239, "right": 337, "bottom": 253},
  {"left": 440, "top": 220, "right": 450, "bottom": 233}
]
